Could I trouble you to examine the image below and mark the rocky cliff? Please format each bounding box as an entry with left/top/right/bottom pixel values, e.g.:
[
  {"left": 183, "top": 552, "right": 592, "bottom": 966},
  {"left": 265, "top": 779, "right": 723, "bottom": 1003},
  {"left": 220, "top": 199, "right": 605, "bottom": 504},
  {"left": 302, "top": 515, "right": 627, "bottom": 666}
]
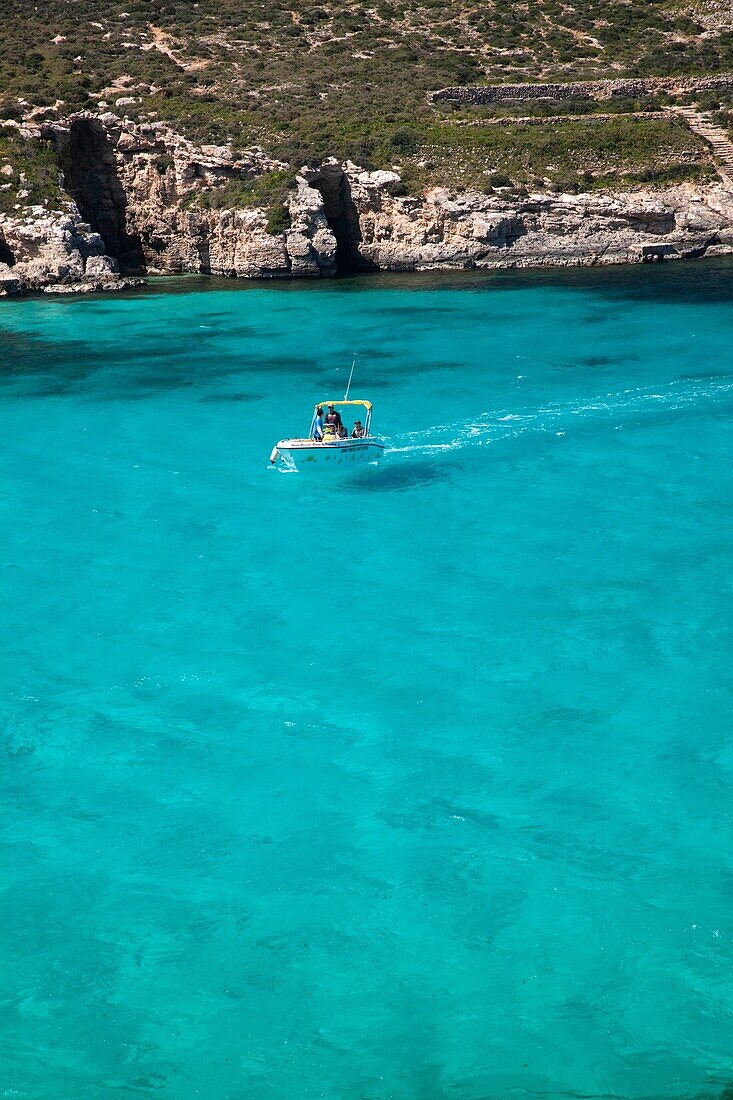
[
  {"left": 0, "top": 205, "right": 142, "bottom": 297},
  {"left": 2, "top": 112, "right": 733, "bottom": 296},
  {"left": 342, "top": 166, "right": 733, "bottom": 269},
  {"left": 45, "top": 115, "right": 339, "bottom": 279}
]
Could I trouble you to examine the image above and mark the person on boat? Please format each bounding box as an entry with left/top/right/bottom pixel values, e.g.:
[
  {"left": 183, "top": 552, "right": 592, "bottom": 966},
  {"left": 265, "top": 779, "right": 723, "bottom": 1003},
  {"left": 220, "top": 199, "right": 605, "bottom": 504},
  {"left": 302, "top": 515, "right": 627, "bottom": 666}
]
[
  {"left": 313, "top": 406, "right": 324, "bottom": 440},
  {"left": 325, "top": 404, "right": 343, "bottom": 432},
  {"left": 352, "top": 420, "right": 365, "bottom": 438},
  {"left": 338, "top": 423, "right": 348, "bottom": 439}
]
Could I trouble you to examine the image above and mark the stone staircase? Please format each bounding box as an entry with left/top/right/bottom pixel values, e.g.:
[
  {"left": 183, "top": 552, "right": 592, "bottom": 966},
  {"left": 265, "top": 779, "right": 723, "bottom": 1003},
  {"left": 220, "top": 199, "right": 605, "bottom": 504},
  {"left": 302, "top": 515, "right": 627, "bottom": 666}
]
[{"left": 671, "top": 105, "right": 733, "bottom": 186}]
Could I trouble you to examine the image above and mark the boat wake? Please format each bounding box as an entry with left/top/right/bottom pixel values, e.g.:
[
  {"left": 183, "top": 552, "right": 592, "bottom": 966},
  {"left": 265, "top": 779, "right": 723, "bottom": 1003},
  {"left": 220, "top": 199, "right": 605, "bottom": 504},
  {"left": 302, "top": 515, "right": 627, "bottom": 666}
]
[{"left": 385, "top": 376, "right": 733, "bottom": 458}]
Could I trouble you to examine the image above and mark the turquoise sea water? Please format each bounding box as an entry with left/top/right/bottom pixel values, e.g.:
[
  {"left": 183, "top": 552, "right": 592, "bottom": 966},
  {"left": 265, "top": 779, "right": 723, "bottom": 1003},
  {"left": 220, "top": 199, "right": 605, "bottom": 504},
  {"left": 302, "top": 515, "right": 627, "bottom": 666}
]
[{"left": 1, "top": 264, "right": 732, "bottom": 1099}]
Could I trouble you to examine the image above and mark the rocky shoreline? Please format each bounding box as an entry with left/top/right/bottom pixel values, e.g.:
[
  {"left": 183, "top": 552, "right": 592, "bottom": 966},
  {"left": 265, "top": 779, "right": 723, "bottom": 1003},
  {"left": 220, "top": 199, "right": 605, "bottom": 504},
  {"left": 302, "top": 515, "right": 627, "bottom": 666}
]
[{"left": 2, "top": 112, "right": 733, "bottom": 297}]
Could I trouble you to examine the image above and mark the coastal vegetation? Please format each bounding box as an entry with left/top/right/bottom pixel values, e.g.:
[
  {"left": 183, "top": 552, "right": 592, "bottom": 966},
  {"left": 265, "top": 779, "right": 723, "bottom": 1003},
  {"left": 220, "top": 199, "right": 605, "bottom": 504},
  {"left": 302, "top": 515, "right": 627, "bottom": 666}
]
[
  {"left": 185, "top": 169, "right": 296, "bottom": 232},
  {"left": 1, "top": 0, "right": 732, "bottom": 195},
  {"left": 0, "top": 132, "right": 65, "bottom": 214}
]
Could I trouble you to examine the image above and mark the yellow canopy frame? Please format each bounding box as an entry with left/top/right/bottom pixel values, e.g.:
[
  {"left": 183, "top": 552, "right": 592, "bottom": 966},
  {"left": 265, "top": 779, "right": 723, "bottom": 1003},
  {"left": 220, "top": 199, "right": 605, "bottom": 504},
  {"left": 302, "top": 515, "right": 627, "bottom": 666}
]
[{"left": 316, "top": 399, "right": 372, "bottom": 411}]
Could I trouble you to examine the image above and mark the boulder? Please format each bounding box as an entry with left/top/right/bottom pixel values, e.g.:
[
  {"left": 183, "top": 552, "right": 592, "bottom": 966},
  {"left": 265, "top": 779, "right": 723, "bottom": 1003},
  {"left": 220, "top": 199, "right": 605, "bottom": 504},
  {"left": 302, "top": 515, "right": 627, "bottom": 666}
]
[
  {"left": 84, "top": 253, "right": 119, "bottom": 278},
  {"left": 0, "top": 263, "right": 21, "bottom": 295}
]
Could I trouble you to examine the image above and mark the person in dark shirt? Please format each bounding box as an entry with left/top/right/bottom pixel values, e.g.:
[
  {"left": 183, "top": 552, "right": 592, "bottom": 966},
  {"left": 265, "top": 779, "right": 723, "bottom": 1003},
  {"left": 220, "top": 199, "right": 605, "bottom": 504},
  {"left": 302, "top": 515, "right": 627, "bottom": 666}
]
[{"left": 325, "top": 404, "right": 342, "bottom": 432}]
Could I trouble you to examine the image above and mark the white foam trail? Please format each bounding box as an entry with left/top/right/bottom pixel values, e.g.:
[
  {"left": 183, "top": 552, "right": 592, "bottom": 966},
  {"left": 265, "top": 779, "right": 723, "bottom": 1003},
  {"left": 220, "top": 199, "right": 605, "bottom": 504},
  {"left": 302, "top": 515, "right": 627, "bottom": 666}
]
[{"left": 384, "top": 377, "right": 733, "bottom": 458}]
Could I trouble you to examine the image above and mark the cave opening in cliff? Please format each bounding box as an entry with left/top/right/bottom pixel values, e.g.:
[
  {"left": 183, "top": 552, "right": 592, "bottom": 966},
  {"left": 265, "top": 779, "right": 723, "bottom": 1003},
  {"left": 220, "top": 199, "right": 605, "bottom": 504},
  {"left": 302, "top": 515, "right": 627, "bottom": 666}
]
[
  {"left": 309, "top": 166, "right": 372, "bottom": 274},
  {"left": 0, "top": 238, "right": 15, "bottom": 267},
  {"left": 53, "top": 119, "right": 145, "bottom": 273}
]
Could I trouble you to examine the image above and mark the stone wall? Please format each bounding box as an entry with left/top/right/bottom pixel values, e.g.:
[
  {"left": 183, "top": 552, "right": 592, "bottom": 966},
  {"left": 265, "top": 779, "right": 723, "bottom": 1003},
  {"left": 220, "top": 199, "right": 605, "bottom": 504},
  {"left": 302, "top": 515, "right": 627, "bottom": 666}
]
[{"left": 432, "top": 73, "right": 733, "bottom": 106}]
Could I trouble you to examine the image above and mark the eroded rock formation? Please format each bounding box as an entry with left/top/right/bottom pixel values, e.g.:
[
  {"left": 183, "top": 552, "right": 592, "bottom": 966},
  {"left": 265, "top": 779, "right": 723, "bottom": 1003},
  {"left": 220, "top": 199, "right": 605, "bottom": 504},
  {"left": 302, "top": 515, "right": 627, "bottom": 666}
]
[
  {"left": 0, "top": 205, "right": 140, "bottom": 296},
  {"left": 1, "top": 111, "right": 733, "bottom": 296},
  {"left": 48, "top": 114, "right": 340, "bottom": 280},
  {"left": 342, "top": 168, "right": 733, "bottom": 269}
]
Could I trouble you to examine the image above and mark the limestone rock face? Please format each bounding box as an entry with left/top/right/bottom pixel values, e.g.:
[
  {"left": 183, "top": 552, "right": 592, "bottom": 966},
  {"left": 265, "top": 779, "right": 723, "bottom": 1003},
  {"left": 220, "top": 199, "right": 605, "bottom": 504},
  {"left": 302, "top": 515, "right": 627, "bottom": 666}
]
[
  {"left": 202, "top": 208, "right": 289, "bottom": 277},
  {"left": 433, "top": 73, "right": 733, "bottom": 107},
  {"left": 0, "top": 265, "right": 21, "bottom": 295},
  {"left": 341, "top": 167, "right": 733, "bottom": 270},
  {"left": 0, "top": 205, "right": 138, "bottom": 295},
  {"left": 285, "top": 179, "right": 337, "bottom": 276},
  {"left": 3, "top": 112, "right": 733, "bottom": 294},
  {"left": 84, "top": 253, "right": 119, "bottom": 278},
  {"left": 38, "top": 114, "right": 340, "bottom": 280}
]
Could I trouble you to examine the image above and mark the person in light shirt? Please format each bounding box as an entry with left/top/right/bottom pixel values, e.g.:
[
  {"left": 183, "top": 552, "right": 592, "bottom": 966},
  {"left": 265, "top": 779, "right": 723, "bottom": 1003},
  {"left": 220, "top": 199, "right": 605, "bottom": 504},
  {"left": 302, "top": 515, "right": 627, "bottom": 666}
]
[
  {"left": 352, "top": 420, "right": 365, "bottom": 438},
  {"left": 312, "top": 406, "right": 324, "bottom": 440}
]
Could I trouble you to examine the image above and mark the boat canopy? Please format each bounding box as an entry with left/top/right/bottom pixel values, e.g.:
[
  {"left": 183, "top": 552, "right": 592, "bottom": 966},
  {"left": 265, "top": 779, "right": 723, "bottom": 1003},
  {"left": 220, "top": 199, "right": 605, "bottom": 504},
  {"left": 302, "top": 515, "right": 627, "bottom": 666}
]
[
  {"left": 311, "top": 398, "right": 373, "bottom": 437},
  {"left": 316, "top": 399, "right": 372, "bottom": 411}
]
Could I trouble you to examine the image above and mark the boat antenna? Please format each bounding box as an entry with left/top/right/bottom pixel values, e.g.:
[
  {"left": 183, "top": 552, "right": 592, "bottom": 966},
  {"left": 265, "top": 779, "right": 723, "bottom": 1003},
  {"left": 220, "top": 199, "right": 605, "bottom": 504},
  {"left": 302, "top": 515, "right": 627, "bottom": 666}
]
[{"left": 344, "top": 356, "right": 356, "bottom": 401}]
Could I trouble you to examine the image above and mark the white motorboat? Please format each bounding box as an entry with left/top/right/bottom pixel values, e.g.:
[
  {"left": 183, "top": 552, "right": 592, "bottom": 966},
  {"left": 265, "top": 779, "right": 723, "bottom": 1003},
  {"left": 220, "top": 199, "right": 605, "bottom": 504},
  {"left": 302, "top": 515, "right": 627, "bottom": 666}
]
[{"left": 269, "top": 399, "right": 385, "bottom": 471}]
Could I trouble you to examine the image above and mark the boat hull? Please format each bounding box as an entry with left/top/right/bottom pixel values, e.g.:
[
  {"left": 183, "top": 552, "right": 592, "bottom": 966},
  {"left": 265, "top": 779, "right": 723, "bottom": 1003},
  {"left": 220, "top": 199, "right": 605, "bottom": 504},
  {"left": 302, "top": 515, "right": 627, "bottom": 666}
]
[{"left": 271, "top": 437, "right": 384, "bottom": 471}]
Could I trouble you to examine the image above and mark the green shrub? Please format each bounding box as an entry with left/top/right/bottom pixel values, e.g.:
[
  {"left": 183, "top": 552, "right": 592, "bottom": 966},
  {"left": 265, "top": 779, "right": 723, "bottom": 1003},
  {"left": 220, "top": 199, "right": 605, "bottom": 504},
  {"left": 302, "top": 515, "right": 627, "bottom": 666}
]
[
  {"left": 389, "top": 127, "right": 420, "bottom": 154},
  {"left": 0, "top": 133, "right": 64, "bottom": 213},
  {"left": 266, "top": 203, "right": 291, "bottom": 235}
]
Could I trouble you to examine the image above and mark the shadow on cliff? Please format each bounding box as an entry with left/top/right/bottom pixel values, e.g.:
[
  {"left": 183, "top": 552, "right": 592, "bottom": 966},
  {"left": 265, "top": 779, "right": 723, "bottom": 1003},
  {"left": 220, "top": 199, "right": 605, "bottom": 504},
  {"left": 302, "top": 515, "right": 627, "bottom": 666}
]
[
  {"left": 48, "top": 118, "right": 145, "bottom": 274},
  {"left": 0, "top": 232, "right": 15, "bottom": 266},
  {"left": 308, "top": 165, "right": 377, "bottom": 275}
]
